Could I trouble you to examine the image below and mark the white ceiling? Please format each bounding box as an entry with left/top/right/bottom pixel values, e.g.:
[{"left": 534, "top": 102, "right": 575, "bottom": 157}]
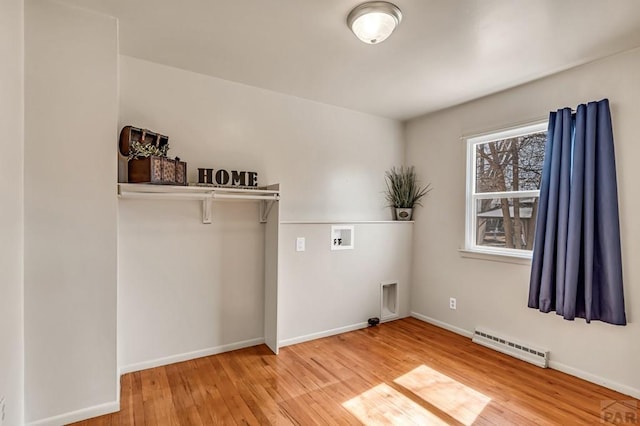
[{"left": 57, "top": 0, "right": 640, "bottom": 120}]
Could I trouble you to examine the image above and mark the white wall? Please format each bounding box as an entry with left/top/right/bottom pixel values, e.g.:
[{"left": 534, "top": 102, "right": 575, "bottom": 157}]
[
  {"left": 118, "top": 201, "right": 266, "bottom": 370},
  {"left": 119, "top": 56, "right": 404, "bottom": 222},
  {"left": 278, "top": 222, "right": 413, "bottom": 345},
  {"left": 118, "top": 56, "right": 406, "bottom": 369},
  {"left": 0, "top": 0, "right": 24, "bottom": 424},
  {"left": 24, "top": 1, "right": 119, "bottom": 423},
  {"left": 406, "top": 48, "right": 640, "bottom": 397}
]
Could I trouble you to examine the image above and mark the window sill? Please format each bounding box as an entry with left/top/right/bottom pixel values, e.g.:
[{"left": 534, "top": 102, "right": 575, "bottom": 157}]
[{"left": 458, "top": 248, "right": 532, "bottom": 265}]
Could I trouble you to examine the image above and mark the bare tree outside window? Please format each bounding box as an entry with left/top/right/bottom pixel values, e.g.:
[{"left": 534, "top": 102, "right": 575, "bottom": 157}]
[{"left": 466, "top": 124, "right": 547, "bottom": 255}]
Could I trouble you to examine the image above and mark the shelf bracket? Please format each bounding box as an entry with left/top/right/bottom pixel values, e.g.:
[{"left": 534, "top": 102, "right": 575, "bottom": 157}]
[
  {"left": 260, "top": 200, "right": 275, "bottom": 223},
  {"left": 202, "top": 199, "right": 212, "bottom": 224}
]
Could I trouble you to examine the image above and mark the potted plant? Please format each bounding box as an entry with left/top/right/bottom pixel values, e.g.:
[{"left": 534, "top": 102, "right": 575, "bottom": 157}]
[{"left": 384, "top": 166, "right": 432, "bottom": 220}]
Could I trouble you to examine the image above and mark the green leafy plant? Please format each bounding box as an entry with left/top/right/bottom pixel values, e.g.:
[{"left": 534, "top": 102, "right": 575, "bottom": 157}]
[
  {"left": 128, "top": 140, "right": 170, "bottom": 160},
  {"left": 384, "top": 166, "right": 432, "bottom": 208}
]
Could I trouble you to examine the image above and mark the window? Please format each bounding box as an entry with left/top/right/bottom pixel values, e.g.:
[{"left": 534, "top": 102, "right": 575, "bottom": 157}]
[{"left": 465, "top": 122, "right": 547, "bottom": 258}]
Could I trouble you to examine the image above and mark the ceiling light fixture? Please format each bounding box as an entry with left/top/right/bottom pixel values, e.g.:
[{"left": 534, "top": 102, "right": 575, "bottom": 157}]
[{"left": 347, "top": 1, "right": 402, "bottom": 45}]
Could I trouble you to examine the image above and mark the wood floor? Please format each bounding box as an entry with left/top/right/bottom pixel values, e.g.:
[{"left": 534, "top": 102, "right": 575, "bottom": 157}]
[{"left": 72, "top": 318, "right": 638, "bottom": 425}]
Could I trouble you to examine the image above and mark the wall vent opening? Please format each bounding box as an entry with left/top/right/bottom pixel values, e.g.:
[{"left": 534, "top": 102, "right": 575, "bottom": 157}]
[
  {"left": 472, "top": 327, "right": 549, "bottom": 368},
  {"left": 380, "top": 282, "right": 399, "bottom": 321}
]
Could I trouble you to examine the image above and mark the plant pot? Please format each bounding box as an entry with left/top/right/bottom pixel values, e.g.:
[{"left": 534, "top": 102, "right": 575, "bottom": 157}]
[{"left": 395, "top": 208, "right": 413, "bottom": 221}]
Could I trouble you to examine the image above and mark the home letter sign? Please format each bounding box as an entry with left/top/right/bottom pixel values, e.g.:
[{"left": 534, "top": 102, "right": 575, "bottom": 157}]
[{"left": 198, "top": 168, "right": 258, "bottom": 187}]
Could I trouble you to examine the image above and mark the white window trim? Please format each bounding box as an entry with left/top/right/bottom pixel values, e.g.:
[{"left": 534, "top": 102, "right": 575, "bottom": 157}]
[{"left": 464, "top": 121, "right": 548, "bottom": 259}]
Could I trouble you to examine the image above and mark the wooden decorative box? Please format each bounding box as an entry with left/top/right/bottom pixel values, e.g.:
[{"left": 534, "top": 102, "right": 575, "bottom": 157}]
[
  {"left": 128, "top": 156, "right": 187, "bottom": 185},
  {"left": 118, "top": 126, "right": 187, "bottom": 185}
]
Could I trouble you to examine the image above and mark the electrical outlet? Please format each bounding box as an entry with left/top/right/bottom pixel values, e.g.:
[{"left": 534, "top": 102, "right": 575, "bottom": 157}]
[
  {"left": 296, "top": 237, "right": 305, "bottom": 252},
  {"left": 1, "top": 396, "right": 6, "bottom": 426},
  {"left": 449, "top": 297, "right": 457, "bottom": 310}
]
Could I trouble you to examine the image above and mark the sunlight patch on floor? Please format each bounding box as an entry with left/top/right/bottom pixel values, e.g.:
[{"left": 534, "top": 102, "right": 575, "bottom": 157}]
[
  {"left": 394, "top": 364, "right": 491, "bottom": 425},
  {"left": 342, "top": 383, "right": 449, "bottom": 425}
]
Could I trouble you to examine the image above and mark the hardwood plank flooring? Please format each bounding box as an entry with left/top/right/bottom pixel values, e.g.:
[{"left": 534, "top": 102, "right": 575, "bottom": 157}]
[{"left": 71, "top": 318, "right": 638, "bottom": 425}]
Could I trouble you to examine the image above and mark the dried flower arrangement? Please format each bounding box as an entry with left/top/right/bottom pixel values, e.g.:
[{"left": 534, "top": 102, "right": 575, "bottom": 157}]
[{"left": 128, "top": 139, "right": 170, "bottom": 160}]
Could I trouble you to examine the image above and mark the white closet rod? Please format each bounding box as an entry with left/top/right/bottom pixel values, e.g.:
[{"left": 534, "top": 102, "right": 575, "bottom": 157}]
[
  {"left": 119, "top": 190, "right": 279, "bottom": 202},
  {"left": 212, "top": 193, "right": 280, "bottom": 201},
  {"left": 119, "top": 191, "right": 207, "bottom": 201}
]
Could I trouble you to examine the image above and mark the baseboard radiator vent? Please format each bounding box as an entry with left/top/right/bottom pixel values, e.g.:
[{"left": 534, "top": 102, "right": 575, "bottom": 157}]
[{"left": 472, "top": 327, "right": 549, "bottom": 368}]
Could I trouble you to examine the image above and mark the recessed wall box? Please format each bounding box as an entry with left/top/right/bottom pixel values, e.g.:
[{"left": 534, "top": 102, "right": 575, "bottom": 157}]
[{"left": 331, "top": 225, "right": 354, "bottom": 250}]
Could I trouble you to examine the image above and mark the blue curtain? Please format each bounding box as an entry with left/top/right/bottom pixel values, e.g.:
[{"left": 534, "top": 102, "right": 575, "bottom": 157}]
[{"left": 528, "top": 99, "right": 626, "bottom": 325}]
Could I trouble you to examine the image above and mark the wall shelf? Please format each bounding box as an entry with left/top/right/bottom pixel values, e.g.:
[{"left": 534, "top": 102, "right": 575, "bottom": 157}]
[
  {"left": 117, "top": 183, "right": 280, "bottom": 224},
  {"left": 280, "top": 220, "right": 414, "bottom": 225}
]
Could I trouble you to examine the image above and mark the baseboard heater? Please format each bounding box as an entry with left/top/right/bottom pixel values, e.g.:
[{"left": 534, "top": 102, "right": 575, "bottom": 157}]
[{"left": 472, "top": 327, "right": 549, "bottom": 368}]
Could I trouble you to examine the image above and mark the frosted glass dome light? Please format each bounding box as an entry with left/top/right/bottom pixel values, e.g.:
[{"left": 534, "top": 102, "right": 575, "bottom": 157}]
[{"left": 347, "top": 2, "right": 402, "bottom": 44}]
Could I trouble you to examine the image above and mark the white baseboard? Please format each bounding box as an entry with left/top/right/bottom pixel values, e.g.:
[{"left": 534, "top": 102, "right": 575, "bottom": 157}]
[
  {"left": 549, "top": 360, "right": 640, "bottom": 399},
  {"left": 27, "top": 400, "right": 119, "bottom": 426},
  {"left": 410, "top": 312, "right": 640, "bottom": 399},
  {"left": 279, "top": 322, "right": 369, "bottom": 347},
  {"left": 119, "top": 337, "right": 265, "bottom": 374},
  {"left": 410, "top": 311, "right": 473, "bottom": 338}
]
